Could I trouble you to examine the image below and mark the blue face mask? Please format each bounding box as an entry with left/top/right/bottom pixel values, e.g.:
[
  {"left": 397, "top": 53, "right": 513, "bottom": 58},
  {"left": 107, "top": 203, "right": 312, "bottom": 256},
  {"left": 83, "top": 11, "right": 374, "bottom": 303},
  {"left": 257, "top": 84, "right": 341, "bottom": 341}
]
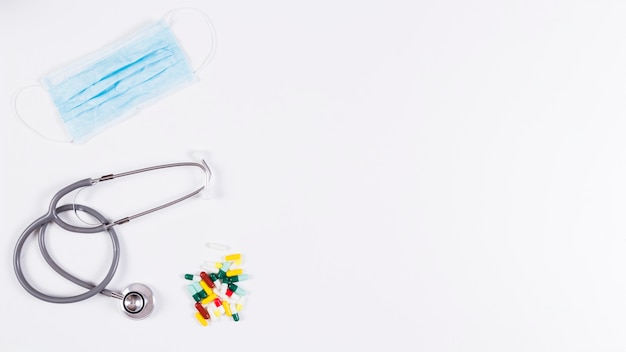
[{"left": 13, "top": 10, "right": 216, "bottom": 143}]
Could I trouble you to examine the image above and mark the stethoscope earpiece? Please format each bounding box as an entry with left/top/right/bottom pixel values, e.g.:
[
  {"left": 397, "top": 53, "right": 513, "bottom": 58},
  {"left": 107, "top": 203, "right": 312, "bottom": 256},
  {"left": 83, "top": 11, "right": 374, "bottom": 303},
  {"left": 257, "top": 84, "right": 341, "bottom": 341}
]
[{"left": 120, "top": 283, "right": 155, "bottom": 320}]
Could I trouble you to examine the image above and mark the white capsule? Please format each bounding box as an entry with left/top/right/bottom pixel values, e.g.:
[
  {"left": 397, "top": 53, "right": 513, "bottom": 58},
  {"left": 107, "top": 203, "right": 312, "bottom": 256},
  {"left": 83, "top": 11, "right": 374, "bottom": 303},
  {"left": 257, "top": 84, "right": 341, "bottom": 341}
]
[
  {"left": 214, "top": 300, "right": 226, "bottom": 315},
  {"left": 220, "top": 284, "right": 228, "bottom": 296},
  {"left": 228, "top": 258, "right": 243, "bottom": 269},
  {"left": 230, "top": 302, "right": 240, "bottom": 321},
  {"left": 236, "top": 296, "right": 246, "bottom": 311},
  {"left": 228, "top": 292, "right": 241, "bottom": 301},
  {"left": 184, "top": 274, "right": 201, "bottom": 281},
  {"left": 204, "top": 260, "right": 223, "bottom": 268},
  {"left": 208, "top": 302, "right": 222, "bottom": 319},
  {"left": 201, "top": 264, "right": 219, "bottom": 274},
  {"left": 215, "top": 289, "right": 228, "bottom": 300}
]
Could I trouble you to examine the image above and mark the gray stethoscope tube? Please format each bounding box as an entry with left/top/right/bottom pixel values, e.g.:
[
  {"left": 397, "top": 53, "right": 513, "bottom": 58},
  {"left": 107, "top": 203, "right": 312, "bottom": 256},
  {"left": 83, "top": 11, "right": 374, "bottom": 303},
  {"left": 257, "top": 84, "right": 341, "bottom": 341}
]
[{"left": 13, "top": 161, "right": 211, "bottom": 320}]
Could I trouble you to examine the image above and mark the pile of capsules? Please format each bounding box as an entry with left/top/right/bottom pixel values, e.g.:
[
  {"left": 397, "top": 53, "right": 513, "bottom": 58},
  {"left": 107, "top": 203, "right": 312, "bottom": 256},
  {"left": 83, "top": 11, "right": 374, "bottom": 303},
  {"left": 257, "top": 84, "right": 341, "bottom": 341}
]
[{"left": 184, "top": 252, "right": 249, "bottom": 326}]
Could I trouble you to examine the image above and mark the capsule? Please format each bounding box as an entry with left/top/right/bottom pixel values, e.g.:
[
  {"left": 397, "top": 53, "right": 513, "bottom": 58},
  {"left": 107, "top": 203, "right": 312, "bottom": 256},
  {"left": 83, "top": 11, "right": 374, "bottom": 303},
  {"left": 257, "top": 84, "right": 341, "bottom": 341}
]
[
  {"left": 199, "top": 279, "right": 213, "bottom": 295},
  {"left": 224, "top": 285, "right": 240, "bottom": 300},
  {"left": 192, "top": 282, "right": 208, "bottom": 299},
  {"left": 223, "top": 300, "right": 233, "bottom": 316},
  {"left": 201, "top": 296, "right": 212, "bottom": 305},
  {"left": 228, "top": 283, "right": 247, "bottom": 296},
  {"left": 236, "top": 296, "right": 246, "bottom": 312},
  {"left": 195, "top": 312, "right": 208, "bottom": 326},
  {"left": 187, "top": 284, "right": 201, "bottom": 302},
  {"left": 195, "top": 302, "right": 210, "bottom": 320},
  {"left": 219, "top": 284, "right": 228, "bottom": 296},
  {"left": 225, "top": 253, "right": 242, "bottom": 261},
  {"left": 215, "top": 288, "right": 228, "bottom": 300},
  {"left": 184, "top": 274, "right": 200, "bottom": 281},
  {"left": 230, "top": 302, "right": 240, "bottom": 322},
  {"left": 213, "top": 298, "right": 226, "bottom": 315},
  {"left": 200, "top": 271, "right": 216, "bottom": 288},
  {"left": 208, "top": 302, "right": 222, "bottom": 318},
  {"left": 226, "top": 269, "right": 243, "bottom": 277},
  {"left": 201, "top": 265, "right": 219, "bottom": 274},
  {"left": 204, "top": 261, "right": 222, "bottom": 269},
  {"left": 209, "top": 273, "right": 222, "bottom": 290},
  {"left": 209, "top": 272, "right": 219, "bottom": 282},
  {"left": 201, "top": 292, "right": 219, "bottom": 305},
  {"left": 217, "top": 262, "right": 232, "bottom": 280},
  {"left": 223, "top": 274, "right": 249, "bottom": 283}
]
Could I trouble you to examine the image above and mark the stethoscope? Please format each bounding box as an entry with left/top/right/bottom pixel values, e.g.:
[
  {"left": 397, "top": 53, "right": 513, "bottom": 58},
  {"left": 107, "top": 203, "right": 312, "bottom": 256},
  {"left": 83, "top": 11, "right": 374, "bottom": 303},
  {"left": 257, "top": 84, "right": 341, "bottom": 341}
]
[{"left": 13, "top": 160, "right": 211, "bottom": 320}]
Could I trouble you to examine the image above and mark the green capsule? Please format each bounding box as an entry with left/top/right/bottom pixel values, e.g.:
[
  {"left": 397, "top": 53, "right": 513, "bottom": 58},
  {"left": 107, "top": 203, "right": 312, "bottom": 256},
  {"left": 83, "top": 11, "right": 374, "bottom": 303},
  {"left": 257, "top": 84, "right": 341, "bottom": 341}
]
[
  {"left": 193, "top": 282, "right": 208, "bottom": 299},
  {"left": 216, "top": 262, "right": 232, "bottom": 280},
  {"left": 232, "top": 312, "right": 240, "bottom": 322},
  {"left": 224, "top": 274, "right": 249, "bottom": 283},
  {"left": 187, "top": 284, "right": 201, "bottom": 302},
  {"left": 228, "top": 283, "right": 247, "bottom": 296},
  {"left": 184, "top": 274, "right": 195, "bottom": 280}
]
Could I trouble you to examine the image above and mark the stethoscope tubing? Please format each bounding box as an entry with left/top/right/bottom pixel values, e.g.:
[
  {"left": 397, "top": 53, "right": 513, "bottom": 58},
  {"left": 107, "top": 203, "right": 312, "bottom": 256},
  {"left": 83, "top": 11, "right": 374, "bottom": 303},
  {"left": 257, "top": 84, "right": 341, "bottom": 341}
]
[{"left": 13, "top": 204, "right": 120, "bottom": 303}]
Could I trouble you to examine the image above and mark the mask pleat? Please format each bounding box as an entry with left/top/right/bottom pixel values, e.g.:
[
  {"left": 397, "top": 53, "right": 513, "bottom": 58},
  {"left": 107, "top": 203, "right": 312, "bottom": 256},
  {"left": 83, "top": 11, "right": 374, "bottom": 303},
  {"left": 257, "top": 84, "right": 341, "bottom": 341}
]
[{"left": 64, "top": 50, "right": 176, "bottom": 114}]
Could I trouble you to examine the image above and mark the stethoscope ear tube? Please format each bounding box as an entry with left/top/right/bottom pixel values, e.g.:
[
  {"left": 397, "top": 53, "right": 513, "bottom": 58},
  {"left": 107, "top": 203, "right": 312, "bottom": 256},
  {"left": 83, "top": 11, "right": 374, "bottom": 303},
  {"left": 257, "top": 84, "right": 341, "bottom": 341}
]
[{"left": 49, "top": 161, "right": 211, "bottom": 231}]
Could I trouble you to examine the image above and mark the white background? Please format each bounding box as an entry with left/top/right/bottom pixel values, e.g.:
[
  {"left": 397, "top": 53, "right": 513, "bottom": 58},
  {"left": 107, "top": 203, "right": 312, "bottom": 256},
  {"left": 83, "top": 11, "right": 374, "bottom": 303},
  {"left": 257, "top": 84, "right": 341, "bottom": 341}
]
[{"left": 2, "top": 0, "right": 626, "bottom": 351}]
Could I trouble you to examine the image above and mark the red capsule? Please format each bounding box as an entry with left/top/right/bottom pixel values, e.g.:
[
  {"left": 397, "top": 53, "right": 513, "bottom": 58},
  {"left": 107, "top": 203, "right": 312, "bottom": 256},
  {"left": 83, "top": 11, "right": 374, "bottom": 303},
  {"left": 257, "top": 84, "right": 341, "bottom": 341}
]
[
  {"left": 213, "top": 297, "right": 223, "bottom": 307},
  {"left": 200, "top": 271, "right": 216, "bottom": 289},
  {"left": 226, "top": 288, "right": 234, "bottom": 297},
  {"left": 195, "top": 302, "right": 210, "bottom": 320}
]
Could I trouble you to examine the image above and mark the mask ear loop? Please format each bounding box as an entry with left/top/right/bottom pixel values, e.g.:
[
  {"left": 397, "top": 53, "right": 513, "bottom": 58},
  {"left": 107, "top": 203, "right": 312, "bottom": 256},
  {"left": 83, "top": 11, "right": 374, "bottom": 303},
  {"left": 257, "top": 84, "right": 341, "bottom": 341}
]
[
  {"left": 12, "top": 85, "right": 71, "bottom": 143},
  {"left": 164, "top": 8, "right": 217, "bottom": 74}
]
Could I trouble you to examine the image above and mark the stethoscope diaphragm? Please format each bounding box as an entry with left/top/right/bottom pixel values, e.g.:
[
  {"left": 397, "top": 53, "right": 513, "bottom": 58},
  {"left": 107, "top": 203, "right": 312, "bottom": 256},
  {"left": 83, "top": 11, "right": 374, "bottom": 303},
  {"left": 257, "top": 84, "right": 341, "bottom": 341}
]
[{"left": 121, "top": 283, "right": 155, "bottom": 320}]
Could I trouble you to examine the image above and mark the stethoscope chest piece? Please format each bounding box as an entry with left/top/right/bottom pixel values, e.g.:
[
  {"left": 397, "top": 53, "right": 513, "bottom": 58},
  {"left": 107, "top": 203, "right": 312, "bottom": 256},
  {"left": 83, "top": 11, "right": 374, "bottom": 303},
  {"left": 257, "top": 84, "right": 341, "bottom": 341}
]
[{"left": 121, "top": 283, "right": 155, "bottom": 320}]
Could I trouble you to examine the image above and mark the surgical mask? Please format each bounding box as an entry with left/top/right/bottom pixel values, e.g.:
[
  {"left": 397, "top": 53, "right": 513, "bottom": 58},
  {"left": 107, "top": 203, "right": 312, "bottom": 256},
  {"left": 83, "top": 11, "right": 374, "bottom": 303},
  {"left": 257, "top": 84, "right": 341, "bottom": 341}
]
[{"left": 12, "top": 9, "right": 216, "bottom": 144}]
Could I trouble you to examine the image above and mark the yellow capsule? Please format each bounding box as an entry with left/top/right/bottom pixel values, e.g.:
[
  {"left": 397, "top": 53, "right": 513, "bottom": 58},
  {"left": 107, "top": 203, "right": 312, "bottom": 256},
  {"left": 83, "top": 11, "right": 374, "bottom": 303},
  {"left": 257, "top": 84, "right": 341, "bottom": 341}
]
[
  {"left": 201, "top": 296, "right": 212, "bottom": 305},
  {"left": 215, "top": 262, "right": 223, "bottom": 269},
  {"left": 213, "top": 309, "right": 222, "bottom": 317},
  {"left": 236, "top": 302, "right": 243, "bottom": 312},
  {"left": 223, "top": 300, "right": 232, "bottom": 316},
  {"left": 206, "top": 293, "right": 217, "bottom": 302},
  {"left": 225, "top": 253, "right": 242, "bottom": 261},
  {"left": 195, "top": 312, "right": 208, "bottom": 326},
  {"left": 235, "top": 258, "right": 243, "bottom": 266},
  {"left": 199, "top": 280, "right": 212, "bottom": 295},
  {"left": 226, "top": 269, "right": 243, "bottom": 277}
]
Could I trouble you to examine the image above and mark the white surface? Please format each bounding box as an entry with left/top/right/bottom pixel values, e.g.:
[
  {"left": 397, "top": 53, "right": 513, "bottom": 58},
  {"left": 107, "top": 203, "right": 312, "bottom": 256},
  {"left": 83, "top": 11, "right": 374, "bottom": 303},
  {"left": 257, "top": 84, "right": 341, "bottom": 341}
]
[{"left": 2, "top": 0, "right": 626, "bottom": 351}]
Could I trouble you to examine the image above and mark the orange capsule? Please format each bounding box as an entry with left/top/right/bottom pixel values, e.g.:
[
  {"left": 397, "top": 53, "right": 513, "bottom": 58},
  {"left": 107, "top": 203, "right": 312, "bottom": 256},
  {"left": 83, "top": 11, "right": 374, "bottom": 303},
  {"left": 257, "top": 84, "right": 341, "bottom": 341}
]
[
  {"left": 200, "top": 271, "right": 216, "bottom": 288},
  {"left": 195, "top": 302, "right": 210, "bottom": 320}
]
